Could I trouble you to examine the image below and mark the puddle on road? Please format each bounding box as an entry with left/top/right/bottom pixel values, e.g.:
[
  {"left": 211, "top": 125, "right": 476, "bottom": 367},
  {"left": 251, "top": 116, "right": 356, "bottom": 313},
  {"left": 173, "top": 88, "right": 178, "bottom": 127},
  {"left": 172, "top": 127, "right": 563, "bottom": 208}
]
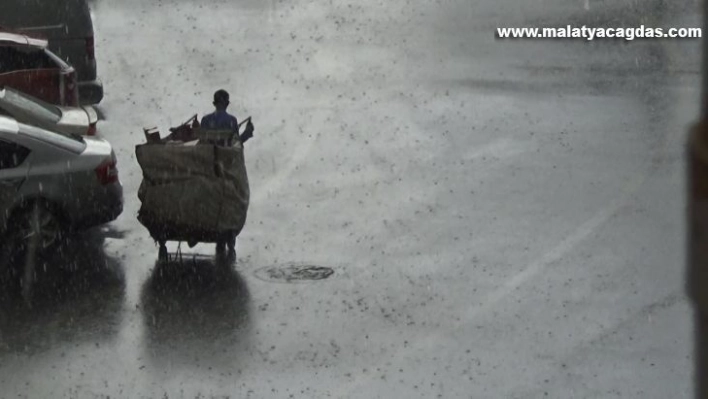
[{"left": 254, "top": 264, "right": 334, "bottom": 283}]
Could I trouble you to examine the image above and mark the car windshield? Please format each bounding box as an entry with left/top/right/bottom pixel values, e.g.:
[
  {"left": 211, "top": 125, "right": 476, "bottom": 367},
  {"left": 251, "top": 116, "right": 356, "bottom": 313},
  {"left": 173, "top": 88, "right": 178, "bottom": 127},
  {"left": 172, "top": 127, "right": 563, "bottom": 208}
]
[
  {"left": 19, "top": 123, "right": 85, "bottom": 153},
  {"left": 0, "top": 87, "right": 61, "bottom": 123}
]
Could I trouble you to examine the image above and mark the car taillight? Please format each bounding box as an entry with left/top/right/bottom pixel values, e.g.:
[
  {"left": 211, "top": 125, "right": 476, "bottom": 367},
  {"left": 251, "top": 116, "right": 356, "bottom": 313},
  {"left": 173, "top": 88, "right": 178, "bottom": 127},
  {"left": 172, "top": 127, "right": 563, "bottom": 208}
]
[
  {"left": 87, "top": 123, "right": 97, "bottom": 136},
  {"left": 64, "top": 72, "right": 79, "bottom": 107},
  {"left": 66, "top": 76, "right": 75, "bottom": 91},
  {"left": 95, "top": 155, "right": 118, "bottom": 185},
  {"left": 86, "top": 37, "right": 95, "bottom": 60}
]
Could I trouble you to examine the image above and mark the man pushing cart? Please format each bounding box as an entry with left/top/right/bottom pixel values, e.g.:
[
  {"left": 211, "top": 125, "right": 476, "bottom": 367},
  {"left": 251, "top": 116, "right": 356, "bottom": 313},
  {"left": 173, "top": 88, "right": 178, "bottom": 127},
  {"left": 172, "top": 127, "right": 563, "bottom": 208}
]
[{"left": 135, "top": 90, "right": 255, "bottom": 261}]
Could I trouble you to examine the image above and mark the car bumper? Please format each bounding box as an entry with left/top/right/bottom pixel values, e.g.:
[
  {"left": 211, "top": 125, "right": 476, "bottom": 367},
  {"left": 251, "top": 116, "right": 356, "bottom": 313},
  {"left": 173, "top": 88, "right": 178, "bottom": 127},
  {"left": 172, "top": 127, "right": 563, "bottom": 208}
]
[
  {"left": 72, "top": 182, "right": 123, "bottom": 229},
  {"left": 78, "top": 78, "right": 104, "bottom": 105}
]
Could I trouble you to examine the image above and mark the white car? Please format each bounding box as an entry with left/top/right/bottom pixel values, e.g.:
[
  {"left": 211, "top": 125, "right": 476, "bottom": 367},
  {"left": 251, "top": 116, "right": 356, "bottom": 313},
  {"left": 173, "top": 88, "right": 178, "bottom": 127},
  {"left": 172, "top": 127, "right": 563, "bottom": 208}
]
[
  {"left": 0, "top": 115, "right": 122, "bottom": 250},
  {"left": 0, "top": 86, "right": 99, "bottom": 136}
]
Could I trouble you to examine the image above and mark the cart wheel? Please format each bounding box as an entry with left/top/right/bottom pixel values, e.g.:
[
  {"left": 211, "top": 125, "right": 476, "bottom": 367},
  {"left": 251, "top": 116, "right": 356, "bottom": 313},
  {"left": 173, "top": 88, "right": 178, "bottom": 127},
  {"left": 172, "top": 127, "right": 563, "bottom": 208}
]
[
  {"left": 158, "top": 243, "right": 168, "bottom": 262},
  {"left": 227, "top": 233, "right": 236, "bottom": 252}
]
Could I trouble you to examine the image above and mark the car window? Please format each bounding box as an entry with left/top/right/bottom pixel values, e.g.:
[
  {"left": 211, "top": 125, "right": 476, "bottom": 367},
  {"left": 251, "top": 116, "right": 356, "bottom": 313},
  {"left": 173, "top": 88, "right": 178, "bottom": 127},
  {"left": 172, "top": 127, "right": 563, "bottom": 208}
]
[
  {"left": 0, "top": 45, "right": 54, "bottom": 73},
  {"left": 0, "top": 139, "right": 30, "bottom": 169},
  {"left": 20, "top": 123, "right": 85, "bottom": 153},
  {"left": 0, "top": 88, "right": 62, "bottom": 122}
]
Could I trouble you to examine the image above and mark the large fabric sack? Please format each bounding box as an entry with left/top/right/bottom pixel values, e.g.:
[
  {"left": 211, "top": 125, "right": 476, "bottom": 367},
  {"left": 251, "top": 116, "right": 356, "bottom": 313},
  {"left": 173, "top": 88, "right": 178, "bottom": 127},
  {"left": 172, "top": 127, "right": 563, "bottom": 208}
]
[{"left": 135, "top": 143, "right": 249, "bottom": 235}]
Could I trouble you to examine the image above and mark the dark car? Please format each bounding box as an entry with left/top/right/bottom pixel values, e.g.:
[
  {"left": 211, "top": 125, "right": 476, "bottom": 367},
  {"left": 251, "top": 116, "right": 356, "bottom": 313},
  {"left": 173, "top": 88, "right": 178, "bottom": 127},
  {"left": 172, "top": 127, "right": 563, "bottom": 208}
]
[
  {"left": 0, "top": 32, "right": 79, "bottom": 107},
  {"left": 0, "top": 0, "right": 102, "bottom": 105}
]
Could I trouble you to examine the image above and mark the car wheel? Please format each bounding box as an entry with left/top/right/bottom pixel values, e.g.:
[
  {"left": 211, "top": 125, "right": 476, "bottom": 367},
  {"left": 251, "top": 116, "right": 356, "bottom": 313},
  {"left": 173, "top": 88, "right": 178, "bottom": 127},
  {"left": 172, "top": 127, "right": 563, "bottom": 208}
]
[
  {"left": 0, "top": 238, "right": 23, "bottom": 294},
  {"left": 11, "top": 202, "right": 64, "bottom": 252},
  {"left": 16, "top": 202, "right": 63, "bottom": 251},
  {"left": 4, "top": 202, "right": 61, "bottom": 304}
]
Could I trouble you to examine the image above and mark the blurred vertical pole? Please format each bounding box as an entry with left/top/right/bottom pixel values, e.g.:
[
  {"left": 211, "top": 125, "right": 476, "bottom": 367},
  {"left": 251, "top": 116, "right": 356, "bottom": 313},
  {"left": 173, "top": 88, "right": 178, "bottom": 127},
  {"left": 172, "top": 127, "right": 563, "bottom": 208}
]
[{"left": 689, "top": 1, "right": 708, "bottom": 398}]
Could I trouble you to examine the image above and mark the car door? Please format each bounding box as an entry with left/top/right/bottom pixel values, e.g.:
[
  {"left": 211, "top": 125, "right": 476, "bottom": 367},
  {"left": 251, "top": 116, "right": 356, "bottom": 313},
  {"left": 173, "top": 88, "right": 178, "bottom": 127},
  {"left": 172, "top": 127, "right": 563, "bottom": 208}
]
[{"left": 0, "top": 138, "right": 31, "bottom": 216}]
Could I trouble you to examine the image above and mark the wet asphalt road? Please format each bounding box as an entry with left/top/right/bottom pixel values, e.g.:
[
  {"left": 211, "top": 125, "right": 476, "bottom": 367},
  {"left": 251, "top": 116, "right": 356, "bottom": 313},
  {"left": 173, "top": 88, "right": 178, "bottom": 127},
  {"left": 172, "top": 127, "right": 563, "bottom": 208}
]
[{"left": 0, "top": 0, "right": 703, "bottom": 397}]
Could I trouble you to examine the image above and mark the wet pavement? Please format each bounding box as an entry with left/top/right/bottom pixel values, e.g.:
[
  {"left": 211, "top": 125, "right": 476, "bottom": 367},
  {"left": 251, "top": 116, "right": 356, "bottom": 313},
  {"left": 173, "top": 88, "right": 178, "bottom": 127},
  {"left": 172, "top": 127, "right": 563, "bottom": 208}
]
[{"left": 0, "top": 0, "right": 702, "bottom": 397}]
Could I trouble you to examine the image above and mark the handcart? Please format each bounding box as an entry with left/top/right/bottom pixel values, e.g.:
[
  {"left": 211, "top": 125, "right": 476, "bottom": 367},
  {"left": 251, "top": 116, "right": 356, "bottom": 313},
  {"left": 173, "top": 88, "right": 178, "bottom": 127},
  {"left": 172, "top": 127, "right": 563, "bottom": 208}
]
[{"left": 135, "top": 114, "right": 252, "bottom": 261}]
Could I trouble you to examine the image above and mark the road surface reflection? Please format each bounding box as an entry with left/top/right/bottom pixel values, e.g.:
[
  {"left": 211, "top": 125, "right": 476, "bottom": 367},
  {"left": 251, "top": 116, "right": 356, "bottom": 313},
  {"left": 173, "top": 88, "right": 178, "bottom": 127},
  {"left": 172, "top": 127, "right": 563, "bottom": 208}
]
[
  {"left": 0, "top": 230, "right": 125, "bottom": 355},
  {"left": 140, "top": 254, "right": 252, "bottom": 371}
]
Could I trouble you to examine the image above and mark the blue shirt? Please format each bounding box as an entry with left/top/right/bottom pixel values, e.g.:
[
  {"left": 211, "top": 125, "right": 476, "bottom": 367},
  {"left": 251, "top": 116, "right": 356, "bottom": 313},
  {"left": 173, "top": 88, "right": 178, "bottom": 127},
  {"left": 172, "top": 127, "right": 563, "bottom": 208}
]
[{"left": 201, "top": 110, "right": 238, "bottom": 132}]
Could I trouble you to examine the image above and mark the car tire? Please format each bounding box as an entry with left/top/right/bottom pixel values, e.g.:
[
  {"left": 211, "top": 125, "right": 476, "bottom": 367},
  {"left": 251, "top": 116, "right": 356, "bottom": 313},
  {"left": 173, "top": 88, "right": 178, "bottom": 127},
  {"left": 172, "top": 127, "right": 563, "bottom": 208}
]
[
  {"left": 14, "top": 201, "right": 63, "bottom": 251},
  {"left": 0, "top": 238, "right": 23, "bottom": 295},
  {"left": 1, "top": 201, "right": 62, "bottom": 302}
]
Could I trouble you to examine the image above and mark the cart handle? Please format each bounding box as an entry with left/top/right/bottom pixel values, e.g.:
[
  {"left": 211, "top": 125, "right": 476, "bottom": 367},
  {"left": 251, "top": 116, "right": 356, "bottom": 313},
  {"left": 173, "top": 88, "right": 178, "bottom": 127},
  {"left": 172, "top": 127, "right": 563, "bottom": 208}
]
[
  {"left": 238, "top": 116, "right": 251, "bottom": 128},
  {"left": 181, "top": 114, "right": 199, "bottom": 127}
]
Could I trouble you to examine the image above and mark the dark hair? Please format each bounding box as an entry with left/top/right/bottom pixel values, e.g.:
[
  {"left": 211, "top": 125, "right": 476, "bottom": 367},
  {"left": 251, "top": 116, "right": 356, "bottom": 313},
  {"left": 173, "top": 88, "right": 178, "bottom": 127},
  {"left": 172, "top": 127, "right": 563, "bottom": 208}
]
[{"left": 213, "top": 89, "right": 230, "bottom": 105}]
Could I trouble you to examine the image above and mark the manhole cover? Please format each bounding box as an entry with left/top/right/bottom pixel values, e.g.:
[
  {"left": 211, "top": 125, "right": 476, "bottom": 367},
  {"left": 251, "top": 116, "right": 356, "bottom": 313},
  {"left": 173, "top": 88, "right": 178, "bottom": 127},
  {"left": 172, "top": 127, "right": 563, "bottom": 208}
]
[{"left": 254, "top": 264, "right": 334, "bottom": 283}]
